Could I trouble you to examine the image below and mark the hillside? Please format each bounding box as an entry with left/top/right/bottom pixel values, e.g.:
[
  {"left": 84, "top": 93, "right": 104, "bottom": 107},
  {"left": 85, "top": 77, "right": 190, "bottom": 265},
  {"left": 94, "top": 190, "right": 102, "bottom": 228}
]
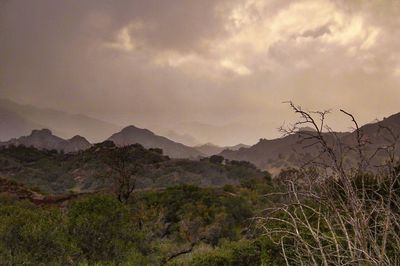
[
  {"left": 221, "top": 113, "right": 400, "bottom": 174},
  {"left": 108, "top": 125, "right": 204, "bottom": 158},
  {"left": 220, "top": 133, "right": 318, "bottom": 174},
  {"left": 0, "top": 143, "right": 267, "bottom": 194}
]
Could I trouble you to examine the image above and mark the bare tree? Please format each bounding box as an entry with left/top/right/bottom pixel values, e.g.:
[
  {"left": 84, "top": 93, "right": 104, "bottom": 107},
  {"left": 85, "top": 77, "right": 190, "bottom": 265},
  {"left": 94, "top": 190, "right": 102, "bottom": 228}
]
[{"left": 259, "top": 102, "right": 400, "bottom": 265}]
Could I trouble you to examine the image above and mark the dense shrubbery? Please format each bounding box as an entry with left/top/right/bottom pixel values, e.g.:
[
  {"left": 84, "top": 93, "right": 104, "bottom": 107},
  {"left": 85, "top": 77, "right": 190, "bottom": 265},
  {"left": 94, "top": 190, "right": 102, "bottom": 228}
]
[
  {"left": 0, "top": 181, "right": 278, "bottom": 265},
  {"left": 0, "top": 200, "right": 74, "bottom": 265},
  {"left": 67, "top": 195, "right": 142, "bottom": 264},
  {"left": 1, "top": 165, "right": 399, "bottom": 265}
]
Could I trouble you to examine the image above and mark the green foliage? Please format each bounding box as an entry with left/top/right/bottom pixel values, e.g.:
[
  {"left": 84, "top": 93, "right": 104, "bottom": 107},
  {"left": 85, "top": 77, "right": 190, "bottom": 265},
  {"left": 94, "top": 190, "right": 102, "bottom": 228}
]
[
  {"left": 67, "top": 194, "right": 139, "bottom": 264},
  {"left": 0, "top": 181, "right": 284, "bottom": 265},
  {"left": 181, "top": 239, "right": 278, "bottom": 266},
  {"left": 0, "top": 201, "right": 75, "bottom": 265},
  {"left": 0, "top": 144, "right": 280, "bottom": 265},
  {"left": 189, "top": 251, "right": 231, "bottom": 266}
]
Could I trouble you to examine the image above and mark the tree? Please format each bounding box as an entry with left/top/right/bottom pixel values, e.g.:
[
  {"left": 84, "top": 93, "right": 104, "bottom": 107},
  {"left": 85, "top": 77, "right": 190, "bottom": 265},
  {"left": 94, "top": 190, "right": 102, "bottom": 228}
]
[
  {"left": 210, "top": 155, "right": 224, "bottom": 164},
  {"left": 99, "top": 143, "right": 144, "bottom": 203},
  {"left": 97, "top": 142, "right": 167, "bottom": 203}
]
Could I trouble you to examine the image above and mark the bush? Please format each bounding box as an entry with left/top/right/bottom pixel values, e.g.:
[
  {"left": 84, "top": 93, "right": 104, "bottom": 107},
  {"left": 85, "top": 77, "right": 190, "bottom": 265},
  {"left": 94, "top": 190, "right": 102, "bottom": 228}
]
[
  {"left": 186, "top": 240, "right": 271, "bottom": 266},
  {"left": 190, "top": 251, "right": 231, "bottom": 266},
  {"left": 0, "top": 201, "right": 75, "bottom": 265},
  {"left": 67, "top": 194, "right": 140, "bottom": 264}
]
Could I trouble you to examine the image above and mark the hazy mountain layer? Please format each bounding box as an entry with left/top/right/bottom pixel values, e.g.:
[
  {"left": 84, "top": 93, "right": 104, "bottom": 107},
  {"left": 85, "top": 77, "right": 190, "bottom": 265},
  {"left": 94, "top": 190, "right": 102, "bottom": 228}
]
[
  {"left": 0, "top": 99, "right": 121, "bottom": 142},
  {"left": 0, "top": 107, "right": 44, "bottom": 141},
  {"left": 195, "top": 143, "right": 250, "bottom": 156}
]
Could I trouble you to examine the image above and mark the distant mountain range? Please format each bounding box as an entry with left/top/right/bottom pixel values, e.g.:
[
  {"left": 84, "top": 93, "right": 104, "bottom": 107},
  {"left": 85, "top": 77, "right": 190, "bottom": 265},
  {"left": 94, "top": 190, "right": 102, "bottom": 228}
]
[
  {"left": 0, "top": 99, "right": 242, "bottom": 158},
  {"left": 0, "top": 98, "right": 121, "bottom": 142},
  {"left": 0, "top": 129, "right": 92, "bottom": 153},
  {"left": 0, "top": 125, "right": 204, "bottom": 159},
  {"left": 1, "top": 98, "right": 399, "bottom": 171}
]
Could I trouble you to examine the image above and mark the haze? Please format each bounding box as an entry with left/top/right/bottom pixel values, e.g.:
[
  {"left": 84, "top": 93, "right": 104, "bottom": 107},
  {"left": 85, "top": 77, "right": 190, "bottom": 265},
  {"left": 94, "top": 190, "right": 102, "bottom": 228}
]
[{"left": 1, "top": 0, "right": 400, "bottom": 146}]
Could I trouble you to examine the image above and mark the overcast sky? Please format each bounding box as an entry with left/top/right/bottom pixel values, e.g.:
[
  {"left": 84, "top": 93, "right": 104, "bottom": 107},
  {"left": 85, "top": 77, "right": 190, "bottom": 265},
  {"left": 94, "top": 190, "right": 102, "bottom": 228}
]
[{"left": 1, "top": 0, "right": 400, "bottom": 145}]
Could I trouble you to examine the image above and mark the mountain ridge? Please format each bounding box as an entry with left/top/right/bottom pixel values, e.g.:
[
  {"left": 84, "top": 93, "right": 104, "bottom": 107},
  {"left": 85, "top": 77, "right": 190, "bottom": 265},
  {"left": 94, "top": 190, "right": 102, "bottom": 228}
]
[
  {"left": 0, "top": 129, "right": 92, "bottom": 153},
  {"left": 220, "top": 112, "right": 400, "bottom": 174}
]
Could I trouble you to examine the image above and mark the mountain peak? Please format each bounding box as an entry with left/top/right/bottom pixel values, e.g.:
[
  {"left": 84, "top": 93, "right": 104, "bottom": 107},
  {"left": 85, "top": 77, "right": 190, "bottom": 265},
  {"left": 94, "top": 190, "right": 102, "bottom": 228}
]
[
  {"left": 64, "top": 135, "right": 92, "bottom": 152},
  {"left": 108, "top": 125, "right": 202, "bottom": 158},
  {"left": 69, "top": 135, "right": 88, "bottom": 142},
  {"left": 121, "top": 125, "right": 153, "bottom": 135},
  {"left": 122, "top": 125, "right": 140, "bottom": 131}
]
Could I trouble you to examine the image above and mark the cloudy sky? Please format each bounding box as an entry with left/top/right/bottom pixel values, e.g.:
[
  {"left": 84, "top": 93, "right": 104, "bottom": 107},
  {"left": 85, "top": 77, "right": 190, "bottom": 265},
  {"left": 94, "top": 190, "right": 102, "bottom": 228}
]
[{"left": 1, "top": 0, "right": 400, "bottom": 145}]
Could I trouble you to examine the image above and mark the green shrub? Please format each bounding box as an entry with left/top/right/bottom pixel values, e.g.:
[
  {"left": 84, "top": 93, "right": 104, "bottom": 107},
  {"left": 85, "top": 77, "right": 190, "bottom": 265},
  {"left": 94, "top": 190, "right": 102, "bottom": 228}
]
[
  {"left": 67, "top": 194, "right": 140, "bottom": 264},
  {"left": 0, "top": 202, "right": 75, "bottom": 265}
]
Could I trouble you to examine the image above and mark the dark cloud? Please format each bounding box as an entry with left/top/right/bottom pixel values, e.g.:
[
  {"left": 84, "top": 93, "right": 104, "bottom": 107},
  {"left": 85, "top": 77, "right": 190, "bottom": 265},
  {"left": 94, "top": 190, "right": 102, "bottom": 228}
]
[{"left": 1, "top": 0, "right": 399, "bottom": 145}]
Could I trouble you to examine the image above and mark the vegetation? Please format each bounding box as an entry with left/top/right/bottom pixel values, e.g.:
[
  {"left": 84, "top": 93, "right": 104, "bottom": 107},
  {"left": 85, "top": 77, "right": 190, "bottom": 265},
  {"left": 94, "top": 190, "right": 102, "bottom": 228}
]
[
  {"left": 0, "top": 105, "right": 399, "bottom": 265},
  {"left": 0, "top": 142, "right": 266, "bottom": 195},
  {"left": 0, "top": 180, "right": 279, "bottom": 265},
  {"left": 259, "top": 103, "right": 400, "bottom": 265}
]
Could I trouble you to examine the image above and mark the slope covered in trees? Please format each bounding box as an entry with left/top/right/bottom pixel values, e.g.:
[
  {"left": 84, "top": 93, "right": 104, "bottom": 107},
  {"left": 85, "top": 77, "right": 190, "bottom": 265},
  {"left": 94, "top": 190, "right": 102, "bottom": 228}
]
[{"left": 0, "top": 142, "right": 267, "bottom": 195}]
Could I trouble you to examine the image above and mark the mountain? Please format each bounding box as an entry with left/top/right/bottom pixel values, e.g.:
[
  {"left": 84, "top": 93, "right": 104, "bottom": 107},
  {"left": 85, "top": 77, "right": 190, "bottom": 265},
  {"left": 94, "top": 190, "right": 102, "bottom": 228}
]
[
  {"left": 195, "top": 143, "right": 250, "bottom": 156},
  {"left": 346, "top": 112, "right": 400, "bottom": 143},
  {"left": 341, "top": 112, "right": 400, "bottom": 164},
  {"left": 108, "top": 125, "right": 204, "bottom": 158},
  {"left": 220, "top": 113, "right": 400, "bottom": 174},
  {"left": 63, "top": 135, "right": 93, "bottom": 153},
  {"left": 220, "top": 134, "right": 313, "bottom": 174},
  {"left": 0, "top": 129, "right": 92, "bottom": 153},
  {"left": 0, "top": 98, "right": 121, "bottom": 142}
]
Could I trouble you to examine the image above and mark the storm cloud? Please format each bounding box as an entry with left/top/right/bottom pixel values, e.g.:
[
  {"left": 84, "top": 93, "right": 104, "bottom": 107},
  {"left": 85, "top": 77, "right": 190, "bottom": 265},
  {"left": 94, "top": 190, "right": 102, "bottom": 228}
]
[{"left": 1, "top": 0, "right": 400, "bottom": 145}]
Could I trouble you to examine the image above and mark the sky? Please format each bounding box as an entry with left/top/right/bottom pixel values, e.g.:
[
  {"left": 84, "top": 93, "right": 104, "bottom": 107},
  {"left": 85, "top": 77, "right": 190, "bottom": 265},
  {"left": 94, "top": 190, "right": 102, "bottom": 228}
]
[{"left": 1, "top": 0, "right": 400, "bottom": 146}]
